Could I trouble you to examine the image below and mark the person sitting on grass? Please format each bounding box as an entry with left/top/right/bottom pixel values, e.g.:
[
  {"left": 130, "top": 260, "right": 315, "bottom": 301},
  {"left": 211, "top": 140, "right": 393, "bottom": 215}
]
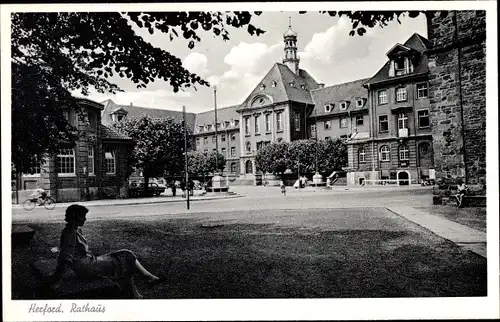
[
  {"left": 455, "top": 179, "right": 469, "bottom": 208},
  {"left": 51, "top": 204, "right": 161, "bottom": 299}
]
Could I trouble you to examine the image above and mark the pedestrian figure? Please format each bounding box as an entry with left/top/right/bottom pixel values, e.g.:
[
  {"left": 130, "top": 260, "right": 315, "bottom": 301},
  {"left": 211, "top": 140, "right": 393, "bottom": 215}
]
[
  {"left": 180, "top": 180, "right": 186, "bottom": 198},
  {"left": 170, "top": 180, "right": 176, "bottom": 197},
  {"left": 455, "top": 179, "right": 469, "bottom": 208},
  {"left": 280, "top": 180, "right": 286, "bottom": 196},
  {"left": 188, "top": 179, "right": 194, "bottom": 196}
]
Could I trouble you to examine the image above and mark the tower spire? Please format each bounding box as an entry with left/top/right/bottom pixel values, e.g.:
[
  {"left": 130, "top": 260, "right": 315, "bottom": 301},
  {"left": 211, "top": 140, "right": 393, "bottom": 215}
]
[{"left": 283, "top": 18, "right": 299, "bottom": 74}]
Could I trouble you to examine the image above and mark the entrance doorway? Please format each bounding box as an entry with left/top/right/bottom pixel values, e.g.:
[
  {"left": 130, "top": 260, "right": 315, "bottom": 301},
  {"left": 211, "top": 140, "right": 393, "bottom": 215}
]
[
  {"left": 397, "top": 171, "right": 410, "bottom": 185},
  {"left": 245, "top": 160, "right": 253, "bottom": 174}
]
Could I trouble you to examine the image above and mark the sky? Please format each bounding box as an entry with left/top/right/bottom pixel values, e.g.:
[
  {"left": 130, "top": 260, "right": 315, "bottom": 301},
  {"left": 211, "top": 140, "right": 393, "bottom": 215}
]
[{"left": 75, "top": 11, "right": 428, "bottom": 113}]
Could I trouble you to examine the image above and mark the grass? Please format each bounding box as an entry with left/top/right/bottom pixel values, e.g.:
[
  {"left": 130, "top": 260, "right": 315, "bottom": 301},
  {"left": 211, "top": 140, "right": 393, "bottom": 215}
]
[
  {"left": 415, "top": 206, "right": 486, "bottom": 232},
  {"left": 11, "top": 209, "right": 487, "bottom": 299}
]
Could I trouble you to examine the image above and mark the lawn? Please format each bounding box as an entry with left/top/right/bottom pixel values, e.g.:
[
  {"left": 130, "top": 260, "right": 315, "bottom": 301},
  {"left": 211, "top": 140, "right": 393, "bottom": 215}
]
[
  {"left": 416, "top": 206, "right": 486, "bottom": 232},
  {"left": 11, "top": 208, "right": 487, "bottom": 299}
]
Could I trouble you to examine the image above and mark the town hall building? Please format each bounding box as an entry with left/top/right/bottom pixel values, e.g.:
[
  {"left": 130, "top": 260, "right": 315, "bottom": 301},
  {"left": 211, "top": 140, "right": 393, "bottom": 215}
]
[{"left": 101, "top": 22, "right": 435, "bottom": 187}]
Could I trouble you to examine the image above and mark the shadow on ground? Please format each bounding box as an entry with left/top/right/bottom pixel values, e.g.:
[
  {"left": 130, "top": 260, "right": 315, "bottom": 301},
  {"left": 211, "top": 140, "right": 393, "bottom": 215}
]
[{"left": 12, "top": 216, "right": 486, "bottom": 299}]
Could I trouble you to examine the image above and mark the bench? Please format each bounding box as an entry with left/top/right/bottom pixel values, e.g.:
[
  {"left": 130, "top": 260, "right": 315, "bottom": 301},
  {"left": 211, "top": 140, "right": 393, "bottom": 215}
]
[
  {"left": 30, "top": 258, "right": 124, "bottom": 299},
  {"left": 12, "top": 225, "right": 35, "bottom": 247},
  {"left": 461, "top": 195, "right": 486, "bottom": 207}
]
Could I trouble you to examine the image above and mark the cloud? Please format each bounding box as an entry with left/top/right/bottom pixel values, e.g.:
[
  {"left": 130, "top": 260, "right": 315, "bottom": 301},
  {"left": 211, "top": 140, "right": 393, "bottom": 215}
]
[
  {"left": 183, "top": 52, "right": 209, "bottom": 77},
  {"left": 300, "top": 17, "right": 351, "bottom": 63},
  {"left": 205, "top": 41, "right": 283, "bottom": 106}
]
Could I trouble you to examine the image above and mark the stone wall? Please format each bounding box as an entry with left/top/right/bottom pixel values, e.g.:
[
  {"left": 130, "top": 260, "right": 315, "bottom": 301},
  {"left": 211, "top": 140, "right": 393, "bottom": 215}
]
[{"left": 426, "top": 11, "right": 486, "bottom": 188}]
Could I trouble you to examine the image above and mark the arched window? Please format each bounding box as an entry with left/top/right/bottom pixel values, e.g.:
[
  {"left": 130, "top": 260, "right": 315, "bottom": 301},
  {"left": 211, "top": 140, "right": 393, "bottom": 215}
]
[
  {"left": 245, "top": 160, "right": 253, "bottom": 174},
  {"left": 399, "top": 145, "right": 409, "bottom": 161},
  {"left": 245, "top": 141, "right": 252, "bottom": 154},
  {"left": 358, "top": 146, "right": 366, "bottom": 163},
  {"left": 380, "top": 145, "right": 390, "bottom": 162}
]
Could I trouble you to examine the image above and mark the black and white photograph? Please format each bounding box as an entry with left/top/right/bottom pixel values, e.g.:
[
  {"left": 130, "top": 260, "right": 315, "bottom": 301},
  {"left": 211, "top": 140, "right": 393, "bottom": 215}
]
[{"left": 2, "top": 1, "right": 498, "bottom": 321}]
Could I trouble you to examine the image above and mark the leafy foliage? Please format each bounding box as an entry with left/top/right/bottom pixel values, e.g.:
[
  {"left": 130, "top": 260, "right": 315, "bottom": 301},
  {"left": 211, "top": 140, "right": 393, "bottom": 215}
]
[
  {"left": 11, "top": 11, "right": 264, "bottom": 173},
  {"left": 315, "top": 11, "right": 423, "bottom": 36},
  {"left": 288, "top": 139, "right": 318, "bottom": 174},
  {"left": 255, "top": 141, "right": 291, "bottom": 175},
  {"left": 111, "top": 115, "right": 187, "bottom": 184},
  {"left": 187, "top": 150, "right": 226, "bottom": 176},
  {"left": 317, "top": 138, "right": 348, "bottom": 174}
]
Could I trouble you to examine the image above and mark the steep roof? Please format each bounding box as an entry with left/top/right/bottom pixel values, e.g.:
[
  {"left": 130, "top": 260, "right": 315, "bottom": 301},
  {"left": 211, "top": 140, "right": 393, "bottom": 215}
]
[
  {"left": 100, "top": 124, "right": 133, "bottom": 141},
  {"left": 194, "top": 105, "right": 240, "bottom": 128},
  {"left": 365, "top": 33, "right": 430, "bottom": 86},
  {"left": 311, "top": 78, "right": 369, "bottom": 117},
  {"left": 237, "top": 63, "right": 320, "bottom": 111},
  {"left": 101, "top": 99, "right": 197, "bottom": 131}
]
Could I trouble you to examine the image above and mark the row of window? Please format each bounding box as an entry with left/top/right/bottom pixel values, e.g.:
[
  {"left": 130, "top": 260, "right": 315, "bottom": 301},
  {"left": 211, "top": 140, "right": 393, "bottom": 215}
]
[
  {"left": 358, "top": 142, "right": 431, "bottom": 163},
  {"left": 203, "top": 147, "right": 237, "bottom": 157},
  {"left": 378, "top": 110, "right": 429, "bottom": 133},
  {"left": 197, "top": 120, "right": 239, "bottom": 133},
  {"left": 28, "top": 148, "right": 116, "bottom": 176},
  {"left": 319, "top": 115, "right": 364, "bottom": 131},
  {"left": 324, "top": 99, "right": 365, "bottom": 113},
  {"left": 244, "top": 141, "right": 271, "bottom": 154},
  {"left": 197, "top": 133, "right": 238, "bottom": 145},
  {"left": 244, "top": 112, "right": 284, "bottom": 135},
  {"left": 377, "top": 83, "right": 428, "bottom": 105}
]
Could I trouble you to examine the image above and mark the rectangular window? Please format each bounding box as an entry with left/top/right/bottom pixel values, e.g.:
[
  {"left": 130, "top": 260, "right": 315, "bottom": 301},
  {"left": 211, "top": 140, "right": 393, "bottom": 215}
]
[
  {"left": 221, "top": 148, "right": 226, "bottom": 157},
  {"left": 212, "top": 136, "right": 216, "bottom": 143},
  {"left": 221, "top": 135, "right": 226, "bottom": 142},
  {"left": 356, "top": 99, "right": 364, "bottom": 108},
  {"left": 276, "top": 112, "right": 283, "bottom": 131},
  {"left": 57, "top": 148, "right": 75, "bottom": 175},
  {"left": 340, "top": 102, "right": 347, "bottom": 110},
  {"left": 417, "top": 83, "right": 429, "bottom": 98},
  {"left": 396, "top": 87, "right": 407, "bottom": 102},
  {"left": 379, "top": 115, "right": 389, "bottom": 132},
  {"left": 395, "top": 57, "right": 406, "bottom": 76},
  {"left": 378, "top": 90, "right": 388, "bottom": 104},
  {"left": 231, "top": 147, "right": 236, "bottom": 157},
  {"left": 356, "top": 115, "right": 364, "bottom": 126},
  {"left": 203, "top": 137, "right": 208, "bottom": 144},
  {"left": 398, "top": 113, "right": 408, "bottom": 129},
  {"left": 310, "top": 124, "right": 316, "bottom": 138},
  {"left": 339, "top": 118, "right": 348, "bottom": 128},
  {"left": 196, "top": 138, "right": 200, "bottom": 145},
  {"left": 88, "top": 147, "right": 94, "bottom": 175},
  {"left": 265, "top": 114, "right": 271, "bottom": 132},
  {"left": 88, "top": 112, "right": 97, "bottom": 129},
  {"left": 256, "top": 142, "right": 263, "bottom": 150},
  {"left": 231, "top": 133, "right": 236, "bottom": 141},
  {"left": 255, "top": 115, "right": 260, "bottom": 134},
  {"left": 418, "top": 110, "right": 430, "bottom": 128},
  {"left": 245, "top": 117, "right": 251, "bottom": 135},
  {"left": 324, "top": 104, "right": 331, "bottom": 113},
  {"left": 294, "top": 113, "right": 300, "bottom": 131},
  {"left": 324, "top": 120, "right": 332, "bottom": 130},
  {"left": 105, "top": 149, "right": 116, "bottom": 174},
  {"left": 25, "top": 155, "right": 42, "bottom": 176}
]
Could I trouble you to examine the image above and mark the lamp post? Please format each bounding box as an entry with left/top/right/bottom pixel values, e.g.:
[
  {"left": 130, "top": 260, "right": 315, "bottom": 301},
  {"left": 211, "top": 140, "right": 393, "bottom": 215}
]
[
  {"left": 183, "top": 105, "right": 190, "bottom": 210},
  {"left": 214, "top": 86, "right": 218, "bottom": 175}
]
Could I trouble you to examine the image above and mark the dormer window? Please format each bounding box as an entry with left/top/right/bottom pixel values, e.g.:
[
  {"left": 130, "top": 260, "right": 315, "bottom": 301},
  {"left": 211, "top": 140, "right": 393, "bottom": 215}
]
[
  {"left": 289, "top": 81, "right": 295, "bottom": 87},
  {"left": 340, "top": 102, "right": 347, "bottom": 110},
  {"left": 198, "top": 126, "right": 204, "bottom": 132},
  {"left": 356, "top": 99, "right": 364, "bottom": 108},
  {"left": 300, "top": 84, "right": 306, "bottom": 90},
  {"left": 260, "top": 84, "right": 266, "bottom": 90},
  {"left": 272, "top": 81, "right": 277, "bottom": 87},
  {"left": 394, "top": 57, "right": 407, "bottom": 76},
  {"left": 325, "top": 104, "right": 332, "bottom": 113}
]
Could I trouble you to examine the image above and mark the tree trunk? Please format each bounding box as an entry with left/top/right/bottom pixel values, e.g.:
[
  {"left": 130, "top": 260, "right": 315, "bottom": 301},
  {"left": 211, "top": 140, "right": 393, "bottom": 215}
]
[{"left": 15, "top": 170, "right": 21, "bottom": 205}]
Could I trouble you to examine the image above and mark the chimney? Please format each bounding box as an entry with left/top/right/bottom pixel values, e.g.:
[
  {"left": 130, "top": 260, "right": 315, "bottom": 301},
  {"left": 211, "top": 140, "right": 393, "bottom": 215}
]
[{"left": 318, "top": 83, "right": 325, "bottom": 89}]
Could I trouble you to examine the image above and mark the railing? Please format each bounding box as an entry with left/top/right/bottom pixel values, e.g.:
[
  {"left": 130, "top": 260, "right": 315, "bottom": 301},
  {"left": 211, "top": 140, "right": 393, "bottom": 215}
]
[{"left": 363, "top": 179, "right": 401, "bottom": 186}]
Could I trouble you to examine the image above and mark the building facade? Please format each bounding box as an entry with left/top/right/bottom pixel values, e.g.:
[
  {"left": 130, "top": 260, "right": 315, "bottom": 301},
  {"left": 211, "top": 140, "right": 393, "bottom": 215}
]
[
  {"left": 346, "top": 33, "right": 434, "bottom": 186},
  {"left": 14, "top": 98, "right": 133, "bottom": 203}
]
